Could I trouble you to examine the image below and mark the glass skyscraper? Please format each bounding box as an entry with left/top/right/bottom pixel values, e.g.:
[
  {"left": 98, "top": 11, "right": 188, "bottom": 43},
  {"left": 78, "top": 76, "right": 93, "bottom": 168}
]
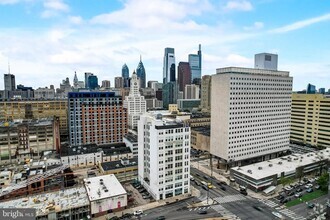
[
  {"left": 188, "top": 44, "right": 202, "bottom": 85},
  {"left": 163, "top": 48, "right": 176, "bottom": 83},
  {"left": 122, "top": 64, "right": 129, "bottom": 88},
  {"left": 136, "top": 57, "right": 146, "bottom": 89}
]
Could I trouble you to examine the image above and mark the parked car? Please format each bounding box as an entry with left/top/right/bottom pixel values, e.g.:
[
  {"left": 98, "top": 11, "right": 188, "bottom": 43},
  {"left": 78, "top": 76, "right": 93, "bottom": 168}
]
[
  {"left": 288, "top": 191, "right": 295, "bottom": 196},
  {"left": 280, "top": 198, "right": 289, "bottom": 204},
  {"left": 240, "top": 190, "right": 247, "bottom": 196},
  {"left": 294, "top": 193, "right": 302, "bottom": 198},
  {"left": 122, "top": 213, "right": 133, "bottom": 218},
  {"left": 296, "top": 188, "right": 303, "bottom": 192},
  {"left": 134, "top": 210, "right": 143, "bottom": 216},
  {"left": 284, "top": 186, "right": 293, "bottom": 191},
  {"left": 156, "top": 216, "right": 166, "bottom": 220},
  {"left": 220, "top": 186, "right": 226, "bottom": 191},
  {"left": 203, "top": 175, "right": 209, "bottom": 180},
  {"left": 198, "top": 210, "right": 207, "bottom": 214},
  {"left": 308, "top": 203, "right": 315, "bottom": 209},
  {"left": 142, "top": 195, "right": 151, "bottom": 199},
  {"left": 308, "top": 178, "right": 315, "bottom": 183},
  {"left": 195, "top": 181, "right": 201, "bottom": 186},
  {"left": 272, "top": 212, "right": 283, "bottom": 219},
  {"left": 305, "top": 183, "right": 313, "bottom": 189},
  {"left": 306, "top": 188, "right": 313, "bottom": 193}
]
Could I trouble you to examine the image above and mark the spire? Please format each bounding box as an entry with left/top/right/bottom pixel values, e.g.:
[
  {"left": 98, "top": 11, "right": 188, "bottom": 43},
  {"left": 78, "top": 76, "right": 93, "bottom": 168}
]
[
  {"left": 140, "top": 54, "right": 142, "bottom": 62},
  {"left": 8, "top": 61, "right": 10, "bottom": 74}
]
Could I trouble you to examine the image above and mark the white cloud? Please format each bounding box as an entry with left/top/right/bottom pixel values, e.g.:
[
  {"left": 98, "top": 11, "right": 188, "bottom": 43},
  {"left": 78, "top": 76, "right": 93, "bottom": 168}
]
[
  {"left": 224, "top": 0, "right": 253, "bottom": 11},
  {"left": 68, "top": 16, "right": 83, "bottom": 25},
  {"left": 90, "top": 0, "right": 212, "bottom": 30},
  {"left": 44, "top": 0, "right": 69, "bottom": 12},
  {"left": 244, "top": 21, "right": 264, "bottom": 30},
  {"left": 270, "top": 13, "right": 330, "bottom": 34}
]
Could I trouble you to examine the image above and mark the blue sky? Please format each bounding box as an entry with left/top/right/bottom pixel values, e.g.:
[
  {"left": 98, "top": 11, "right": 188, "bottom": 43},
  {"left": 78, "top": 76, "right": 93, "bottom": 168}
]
[{"left": 0, "top": 0, "right": 329, "bottom": 91}]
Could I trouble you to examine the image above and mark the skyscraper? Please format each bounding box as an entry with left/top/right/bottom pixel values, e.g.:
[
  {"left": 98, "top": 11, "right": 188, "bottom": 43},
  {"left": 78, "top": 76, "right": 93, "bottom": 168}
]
[
  {"left": 254, "top": 53, "right": 278, "bottom": 71},
  {"left": 307, "top": 83, "right": 316, "bottom": 94},
  {"left": 184, "top": 84, "right": 199, "bottom": 99},
  {"left": 211, "top": 66, "right": 292, "bottom": 165},
  {"left": 201, "top": 75, "right": 212, "bottom": 111},
  {"left": 138, "top": 112, "right": 191, "bottom": 200},
  {"left": 115, "top": 77, "right": 124, "bottom": 88},
  {"left": 122, "top": 64, "right": 129, "bottom": 88},
  {"left": 84, "top": 72, "right": 93, "bottom": 88},
  {"left": 68, "top": 92, "right": 127, "bottom": 146},
  {"left": 177, "top": 62, "right": 191, "bottom": 93},
  {"left": 73, "top": 72, "right": 79, "bottom": 88},
  {"left": 188, "top": 44, "right": 202, "bottom": 85},
  {"left": 162, "top": 82, "right": 178, "bottom": 109},
  {"left": 123, "top": 71, "right": 146, "bottom": 130},
  {"left": 136, "top": 56, "right": 146, "bottom": 89},
  {"left": 101, "top": 80, "right": 111, "bottom": 89},
  {"left": 163, "top": 48, "right": 176, "bottom": 83},
  {"left": 87, "top": 75, "right": 98, "bottom": 90},
  {"left": 4, "top": 73, "right": 15, "bottom": 91}
]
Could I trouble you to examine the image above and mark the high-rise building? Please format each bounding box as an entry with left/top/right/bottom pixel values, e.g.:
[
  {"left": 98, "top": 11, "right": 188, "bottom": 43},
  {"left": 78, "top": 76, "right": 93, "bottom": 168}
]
[
  {"left": 0, "top": 117, "right": 60, "bottom": 165},
  {"left": 73, "top": 72, "right": 79, "bottom": 88},
  {"left": 115, "top": 77, "right": 124, "bottom": 88},
  {"left": 177, "top": 62, "right": 191, "bottom": 93},
  {"left": 306, "top": 83, "right": 316, "bottom": 94},
  {"left": 138, "top": 111, "right": 191, "bottom": 200},
  {"left": 84, "top": 72, "right": 93, "bottom": 88},
  {"left": 68, "top": 92, "right": 127, "bottom": 146},
  {"left": 162, "top": 82, "right": 178, "bottom": 109},
  {"left": 291, "top": 93, "right": 330, "bottom": 148},
  {"left": 0, "top": 100, "right": 68, "bottom": 136},
  {"left": 200, "top": 75, "right": 212, "bottom": 111},
  {"left": 123, "top": 71, "right": 146, "bottom": 130},
  {"left": 136, "top": 57, "right": 146, "bottom": 89},
  {"left": 163, "top": 48, "right": 176, "bottom": 83},
  {"left": 254, "top": 53, "right": 278, "bottom": 71},
  {"left": 4, "top": 73, "right": 16, "bottom": 91},
  {"left": 147, "top": 81, "right": 158, "bottom": 89},
  {"left": 184, "top": 84, "right": 199, "bottom": 99},
  {"left": 101, "top": 80, "right": 111, "bottom": 89},
  {"left": 122, "top": 64, "right": 130, "bottom": 88},
  {"left": 211, "top": 67, "right": 292, "bottom": 165},
  {"left": 34, "top": 87, "right": 55, "bottom": 99},
  {"left": 318, "top": 88, "right": 325, "bottom": 94},
  {"left": 188, "top": 44, "right": 202, "bottom": 85},
  {"left": 87, "top": 75, "right": 98, "bottom": 90}
]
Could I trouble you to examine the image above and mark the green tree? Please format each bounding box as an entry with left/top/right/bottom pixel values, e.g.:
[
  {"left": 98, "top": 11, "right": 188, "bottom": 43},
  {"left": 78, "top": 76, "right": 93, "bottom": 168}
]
[
  {"left": 279, "top": 177, "right": 293, "bottom": 187},
  {"left": 317, "top": 173, "right": 329, "bottom": 192}
]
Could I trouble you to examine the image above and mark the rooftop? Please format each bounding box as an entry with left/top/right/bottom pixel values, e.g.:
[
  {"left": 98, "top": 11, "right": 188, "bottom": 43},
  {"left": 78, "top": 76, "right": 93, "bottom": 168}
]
[
  {"left": 191, "top": 126, "right": 210, "bottom": 136},
  {"left": 216, "top": 67, "right": 290, "bottom": 77},
  {"left": 123, "top": 132, "right": 138, "bottom": 143},
  {"left": 101, "top": 157, "right": 138, "bottom": 171},
  {"left": 61, "top": 142, "right": 130, "bottom": 157},
  {"left": 0, "top": 118, "right": 53, "bottom": 128},
  {"left": 84, "top": 174, "right": 126, "bottom": 202},
  {"left": 0, "top": 187, "right": 88, "bottom": 216},
  {"left": 231, "top": 148, "right": 330, "bottom": 180}
]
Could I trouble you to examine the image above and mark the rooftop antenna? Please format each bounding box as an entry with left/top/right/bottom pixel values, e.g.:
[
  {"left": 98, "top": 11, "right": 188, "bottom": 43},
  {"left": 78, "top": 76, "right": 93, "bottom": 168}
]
[{"left": 8, "top": 61, "right": 10, "bottom": 74}]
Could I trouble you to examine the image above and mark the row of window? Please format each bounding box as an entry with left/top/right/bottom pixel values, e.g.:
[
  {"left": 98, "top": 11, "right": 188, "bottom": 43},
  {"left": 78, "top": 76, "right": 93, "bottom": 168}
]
[{"left": 230, "top": 77, "right": 292, "bottom": 83}]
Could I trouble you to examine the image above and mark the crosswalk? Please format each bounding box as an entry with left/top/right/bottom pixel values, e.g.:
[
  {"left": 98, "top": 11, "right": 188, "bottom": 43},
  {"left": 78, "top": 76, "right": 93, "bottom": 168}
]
[
  {"left": 258, "top": 198, "right": 306, "bottom": 220},
  {"left": 278, "top": 208, "right": 306, "bottom": 220},
  {"left": 213, "top": 194, "right": 247, "bottom": 204},
  {"left": 188, "top": 206, "right": 211, "bottom": 212},
  {"left": 211, "top": 204, "right": 240, "bottom": 219},
  {"left": 258, "top": 198, "right": 279, "bottom": 208}
]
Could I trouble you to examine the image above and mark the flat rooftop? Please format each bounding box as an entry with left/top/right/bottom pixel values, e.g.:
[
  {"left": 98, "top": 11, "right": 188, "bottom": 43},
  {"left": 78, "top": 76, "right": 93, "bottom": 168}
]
[
  {"left": 0, "top": 118, "right": 53, "bottom": 128},
  {"left": 124, "top": 133, "right": 138, "bottom": 143},
  {"left": 101, "top": 157, "right": 138, "bottom": 171},
  {"left": 191, "top": 126, "right": 210, "bottom": 136},
  {"left": 84, "top": 174, "right": 126, "bottom": 202},
  {"left": 216, "top": 67, "right": 290, "bottom": 77},
  {"left": 61, "top": 142, "right": 130, "bottom": 156},
  {"left": 0, "top": 187, "right": 88, "bottom": 216},
  {"left": 231, "top": 148, "right": 330, "bottom": 180}
]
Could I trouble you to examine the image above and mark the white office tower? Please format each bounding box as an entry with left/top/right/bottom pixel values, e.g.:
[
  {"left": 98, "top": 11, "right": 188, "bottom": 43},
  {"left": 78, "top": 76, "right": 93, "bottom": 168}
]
[
  {"left": 123, "top": 71, "right": 146, "bottom": 130},
  {"left": 211, "top": 67, "right": 292, "bottom": 165},
  {"left": 254, "top": 53, "right": 278, "bottom": 71},
  {"left": 138, "top": 112, "right": 191, "bottom": 200}
]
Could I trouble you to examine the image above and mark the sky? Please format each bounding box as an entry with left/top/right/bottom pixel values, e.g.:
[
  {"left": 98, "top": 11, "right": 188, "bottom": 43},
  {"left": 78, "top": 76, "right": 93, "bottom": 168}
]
[{"left": 0, "top": 0, "right": 329, "bottom": 91}]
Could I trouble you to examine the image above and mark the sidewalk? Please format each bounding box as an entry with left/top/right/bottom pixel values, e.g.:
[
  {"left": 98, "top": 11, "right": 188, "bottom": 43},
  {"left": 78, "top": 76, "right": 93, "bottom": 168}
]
[{"left": 95, "top": 185, "right": 200, "bottom": 220}]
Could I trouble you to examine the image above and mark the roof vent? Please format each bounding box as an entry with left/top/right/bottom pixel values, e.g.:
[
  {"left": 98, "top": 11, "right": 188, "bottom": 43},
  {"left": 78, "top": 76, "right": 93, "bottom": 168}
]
[
  {"left": 269, "top": 164, "right": 273, "bottom": 167},
  {"left": 278, "top": 161, "right": 282, "bottom": 164},
  {"left": 247, "top": 170, "right": 252, "bottom": 174},
  {"left": 258, "top": 167, "right": 262, "bottom": 170}
]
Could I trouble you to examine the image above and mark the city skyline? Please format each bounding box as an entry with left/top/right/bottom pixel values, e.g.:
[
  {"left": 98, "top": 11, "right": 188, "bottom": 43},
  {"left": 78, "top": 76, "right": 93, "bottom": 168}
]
[{"left": 0, "top": 0, "right": 330, "bottom": 90}]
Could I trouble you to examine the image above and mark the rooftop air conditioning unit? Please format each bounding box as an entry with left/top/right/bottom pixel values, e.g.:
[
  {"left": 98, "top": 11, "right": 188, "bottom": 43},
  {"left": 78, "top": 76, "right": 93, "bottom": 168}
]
[
  {"left": 269, "top": 164, "right": 273, "bottom": 167},
  {"left": 258, "top": 167, "right": 262, "bottom": 170}
]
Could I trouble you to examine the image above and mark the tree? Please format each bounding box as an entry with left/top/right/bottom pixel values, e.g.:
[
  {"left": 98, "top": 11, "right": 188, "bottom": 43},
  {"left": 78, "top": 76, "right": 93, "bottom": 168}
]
[
  {"left": 279, "top": 177, "right": 293, "bottom": 187},
  {"left": 317, "top": 172, "right": 329, "bottom": 192}
]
